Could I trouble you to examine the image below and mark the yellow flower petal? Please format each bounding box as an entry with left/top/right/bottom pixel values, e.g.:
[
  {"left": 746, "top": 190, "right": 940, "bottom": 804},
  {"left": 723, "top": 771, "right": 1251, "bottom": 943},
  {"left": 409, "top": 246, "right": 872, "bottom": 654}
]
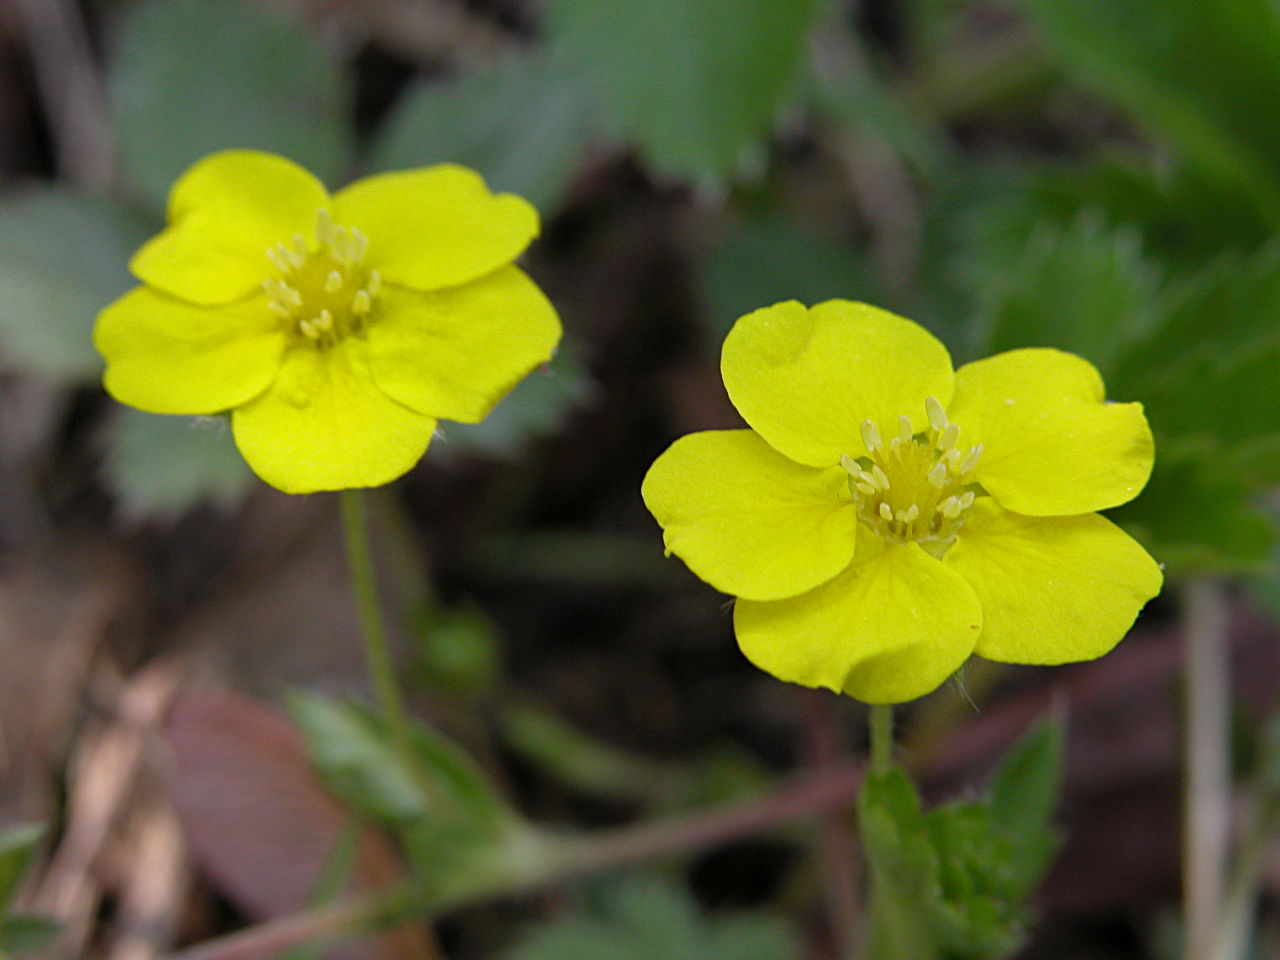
[
  {"left": 642, "top": 430, "right": 858, "bottom": 602},
  {"left": 231, "top": 339, "right": 435, "bottom": 493},
  {"left": 131, "top": 151, "right": 330, "bottom": 306},
  {"left": 96, "top": 286, "right": 284, "bottom": 414},
  {"left": 734, "top": 531, "right": 982, "bottom": 703},
  {"left": 332, "top": 165, "right": 538, "bottom": 292},
  {"left": 945, "top": 498, "right": 1163, "bottom": 664},
  {"left": 721, "top": 300, "right": 955, "bottom": 467},
  {"left": 366, "top": 266, "right": 561, "bottom": 422},
  {"left": 946, "top": 348, "right": 1154, "bottom": 515}
]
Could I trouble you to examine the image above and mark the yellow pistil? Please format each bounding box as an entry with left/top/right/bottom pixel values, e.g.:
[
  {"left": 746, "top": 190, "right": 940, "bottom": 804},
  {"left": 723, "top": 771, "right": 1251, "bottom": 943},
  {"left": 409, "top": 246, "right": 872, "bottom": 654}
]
[
  {"left": 262, "top": 209, "right": 382, "bottom": 348},
  {"left": 841, "top": 395, "right": 983, "bottom": 550}
]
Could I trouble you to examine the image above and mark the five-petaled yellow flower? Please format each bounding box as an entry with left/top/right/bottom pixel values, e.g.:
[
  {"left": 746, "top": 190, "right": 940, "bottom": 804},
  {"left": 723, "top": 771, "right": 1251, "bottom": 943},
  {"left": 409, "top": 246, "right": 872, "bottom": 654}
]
[
  {"left": 95, "top": 150, "right": 561, "bottom": 493},
  {"left": 642, "top": 300, "right": 1163, "bottom": 703}
]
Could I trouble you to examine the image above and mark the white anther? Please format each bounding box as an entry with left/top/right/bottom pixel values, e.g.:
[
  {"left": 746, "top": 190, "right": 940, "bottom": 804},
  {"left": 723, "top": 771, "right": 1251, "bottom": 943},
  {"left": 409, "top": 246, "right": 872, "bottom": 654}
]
[
  {"left": 299, "top": 318, "right": 320, "bottom": 340},
  {"left": 870, "top": 465, "right": 890, "bottom": 490},
  {"left": 840, "top": 454, "right": 860, "bottom": 475},
  {"left": 268, "top": 301, "right": 293, "bottom": 318},
  {"left": 898, "top": 504, "right": 920, "bottom": 524},
  {"left": 959, "top": 491, "right": 975, "bottom": 509},
  {"left": 940, "top": 496, "right": 963, "bottom": 519},
  {"left": 350, "top": 228, "right": 368, "bottom": 261},
  {"left": 351, "top": 289, "right": 372, "bottom": 315},
  {"left": 942, "top": 447, "right": 962, "bottom": 468},
  {"left": 315, "top": 208, "right": 334, "bottom": 243},
  {"left": 266, "top": 245, "right": 294, "bottom": 273},
  {"left": 324, "top": 270, "right": 344, "bottom": 293},
  {"left": 879, "top": 502, "right": 894, "bottom": 522},
  {"left": 938, "top": 423, "right": 960, "bottom": 452},
  {"left": 959, "top": 444, "right": 983, "bottom": 476},
  {"left": 860, "top": 419, "right": 882, "bottom": 453},
  {"left": 316, "top": 309, "right": 334, "bottom": 331},
  {"left": 897, "top": 415, "right": 914, "bottom": 444},
  {"left": 925, "top": 396, "right": 948, "bottom": 432},
  {"left": 927, "top": 462, "right": 949, "bottom": 488},
  {"left": 856, "top": 482, "right": 877, "bottom": 496},
  {"left": 291, "top": 234, "right": 309, "bottom": 257},
  {"left": 366, "top": 270, "right": 381, "bottom": 296}
]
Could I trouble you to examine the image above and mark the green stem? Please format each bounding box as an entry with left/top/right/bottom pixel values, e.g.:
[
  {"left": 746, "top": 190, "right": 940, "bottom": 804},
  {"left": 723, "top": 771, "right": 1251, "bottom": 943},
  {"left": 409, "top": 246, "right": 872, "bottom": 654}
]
[
  {"left": 340, "top": 489, "right": 413, "bottom": 748},
  {"left": 869, "top": 704, "right": 894, "bottom": 774}
]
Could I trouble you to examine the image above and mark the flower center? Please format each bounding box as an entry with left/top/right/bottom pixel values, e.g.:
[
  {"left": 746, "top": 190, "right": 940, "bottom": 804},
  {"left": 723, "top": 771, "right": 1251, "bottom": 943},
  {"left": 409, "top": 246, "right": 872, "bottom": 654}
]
[
  {"left": 262, "top": 209, "right": 381, "bottom": 348},
  {"left": 841, "top": 396, "right": 983, "bottom": 550}
]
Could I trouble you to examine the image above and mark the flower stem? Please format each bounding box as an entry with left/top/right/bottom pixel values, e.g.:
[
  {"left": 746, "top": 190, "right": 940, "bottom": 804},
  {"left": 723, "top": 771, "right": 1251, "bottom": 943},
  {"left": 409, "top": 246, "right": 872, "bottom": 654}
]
[
  {"left": 869, "top": 704, "right": 894, "bottom": 774},
  {"left": 339, "top": 488, "right": 413, "bottom": 748},
  {"left": 1182, "top": 578, "right": 1232, "bottom": 960}
]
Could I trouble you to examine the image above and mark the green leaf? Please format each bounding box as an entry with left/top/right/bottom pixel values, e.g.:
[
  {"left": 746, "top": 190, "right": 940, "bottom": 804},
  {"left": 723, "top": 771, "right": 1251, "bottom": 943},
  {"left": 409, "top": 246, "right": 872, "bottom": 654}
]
[
  {"left": 1015, "top": 0, "right": 1280, "bottom": 223},
  {"left": 545, "top": 0, "right": 822, "bottom": 184},
  {"left": 702, "top": 213, "right": 883, "bottom": 349},
  {"left": 101, "top": 410, "right": 255, "bottom": 521},
  {"left": 0, "top": 915, "right": 60, "bottom": 956},
  {"left": 987, "top": 718, "right": 1063, "bottom": 897},
  {"left": 0, "top": 824, "right": 43, "bottom": 912},
  {"left": 858, "top": 724, "right": 1065, "bottom": 960},
  {"left": 369, "top": 52, "right": 593, "bottom": 212},
  {"left": 504, "top": 874, "right": 798, "bottom": 960},
  {"left": 288, "top": 694, "right": 513, "bottom": 881},
  {"left": 436, "top": 349, "right": 593, "bottom": 461},
  {"left": 110, "top": 0, "right": 350, "bottom": 211},
  {"left": 0, "top": 190, "right": 148, "bottom": 383},
  {"left": 972, "top": 211, "right": 1161, "bottom": 376},
  {"left": 409, "top": 601, "right": 501, "bottom": 697}
]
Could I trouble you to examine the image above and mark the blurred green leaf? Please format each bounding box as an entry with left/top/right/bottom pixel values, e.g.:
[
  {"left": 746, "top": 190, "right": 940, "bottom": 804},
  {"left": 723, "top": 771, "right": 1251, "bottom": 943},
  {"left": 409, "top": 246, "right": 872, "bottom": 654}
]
[
  {"left": 0, "top": 915, "right": 60, "bottom": 956},
  {"left": 0, "top": 191, "right": 148, "bottom": 382},
  {"left": 986, "top": 718, "right": 1063, "bottom": 899},
  {"left": 1015, "top": 0, "right": 1280, "bottom": 223},
  {"left": 101, "top": 410, "right": 255, "bottom": 521},
  {"left": 545, "top": 0, "right": 822, "bottom": 184},
  {"left": 409, "top": 601, "right": 501, "bottom": 697},
  {"left": 505, "top": 874, "right": 798, "bottom": 960},
  {"left": 971, "top": 211, "right": 1160, "bottom": 375},
  {"left": 1110, "top": 444, "right": 1275, "bottom": 578},
  {"left": 370, "top": 52, "right": 593, "bottom": 212},
  {"left": 703, "top": 213, "right": 882, "bottom": 348},
  {"left": 0, "top": 824, "right": 43, "bottom": 912},
  {"left": 289, "top": 694, "right": 513, "bottom": 880},
  {"left": 110, "top": 0, "right": 350, "bottom": 211},
  {"left": 438, "top": 349, "right": 593, "bottom": 461}
]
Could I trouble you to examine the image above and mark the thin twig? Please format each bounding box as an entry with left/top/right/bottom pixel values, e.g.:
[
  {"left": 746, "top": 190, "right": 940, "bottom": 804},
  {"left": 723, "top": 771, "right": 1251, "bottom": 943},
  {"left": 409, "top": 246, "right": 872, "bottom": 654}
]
[
  {"left": 160, "top": 762, "right": 866, "bottom": 960},
  {"left": 1183, "top": 579, "right": 1233, "bottom": 960}
]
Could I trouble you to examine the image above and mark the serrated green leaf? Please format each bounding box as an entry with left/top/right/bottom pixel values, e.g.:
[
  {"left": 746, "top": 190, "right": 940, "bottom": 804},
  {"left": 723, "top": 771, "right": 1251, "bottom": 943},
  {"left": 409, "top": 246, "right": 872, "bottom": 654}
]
[
  {"left": 0, "top": 914, "right": 60, "bottom": 955},
  {"left": 504, "top": 874, "right": 798, "bottom": 960},
  {"left": 545, "top": 0, "right": 821, "bottom": 184},
  {"left": 1015, "top": 0, "right": 1280, "bottom": 222},
  {"left": 0, "top": 825, "right": 43, "bottom": 912},
  {"left": 110, "top": 0, "right": 350, "bottom": 211},
  {"left": 0, "top": 191, "right": 148, "bottom": 383},
  {"left": 369, "top": 52, "right": 593, "bottom": 212},
  {"left": 703, "top": 214, "right": 883, "bottom": 349},
  {"left": 436, "top": 349, "right": 593, "bottom": 461},
  {"left": 101, "top": 410, "right": 255, "bottom": 521},
  {"left": 973, "top": 211, "right": 1160, "bottom": 375}
]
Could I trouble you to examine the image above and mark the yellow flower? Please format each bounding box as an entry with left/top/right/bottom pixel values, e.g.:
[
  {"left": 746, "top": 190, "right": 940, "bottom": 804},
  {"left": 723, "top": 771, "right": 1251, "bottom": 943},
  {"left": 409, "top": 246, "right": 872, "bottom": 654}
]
[
  {"left": 95, "top": 151, "right": 561, "bottom": 493},
  {"left": 642, "top": 300, "right": 1163, "bottom": 703}
]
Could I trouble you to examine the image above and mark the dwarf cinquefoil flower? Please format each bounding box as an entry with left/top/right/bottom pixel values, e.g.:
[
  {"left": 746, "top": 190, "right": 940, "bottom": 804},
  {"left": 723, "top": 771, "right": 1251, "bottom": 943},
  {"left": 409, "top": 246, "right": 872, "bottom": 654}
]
[
  {"left": 96, "top": 151, "right": 560, "bottom": 493},
  {"left": 642, "top": 300, "right": 1162, "bottom": 703}
]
